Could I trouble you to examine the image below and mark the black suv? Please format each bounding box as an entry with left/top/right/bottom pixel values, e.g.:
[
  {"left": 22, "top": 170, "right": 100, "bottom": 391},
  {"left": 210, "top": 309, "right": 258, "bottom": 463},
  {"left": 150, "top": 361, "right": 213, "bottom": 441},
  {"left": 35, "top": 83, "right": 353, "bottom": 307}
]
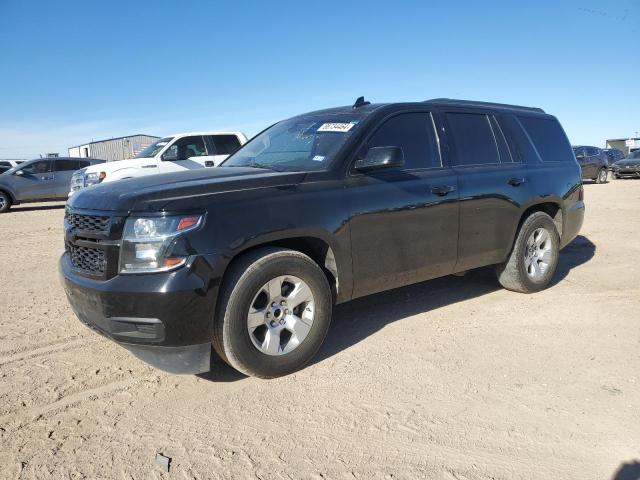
[
  {"left": 572, "top": 145, "right": 609, "bottom": 183},
  {"left": 61, "top": 98, "right": 584, "bottom": 378}
]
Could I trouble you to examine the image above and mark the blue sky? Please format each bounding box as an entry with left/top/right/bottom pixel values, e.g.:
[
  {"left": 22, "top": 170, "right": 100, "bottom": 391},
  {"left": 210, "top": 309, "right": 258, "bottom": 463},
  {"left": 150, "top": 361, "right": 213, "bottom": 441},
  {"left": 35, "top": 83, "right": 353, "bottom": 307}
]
[{"left": 0, "top": 0, "right": 638, "bottom": 158}]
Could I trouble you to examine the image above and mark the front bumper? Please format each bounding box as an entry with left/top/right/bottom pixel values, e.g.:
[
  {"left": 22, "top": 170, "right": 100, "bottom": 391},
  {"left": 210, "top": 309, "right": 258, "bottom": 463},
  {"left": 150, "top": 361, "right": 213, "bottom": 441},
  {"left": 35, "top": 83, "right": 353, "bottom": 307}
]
[
  {"left": 60, "top": 252, "right": 222, "bottom": 374},
  {"left": 613, "top": 170, "right": 640, "bottom": 178}
]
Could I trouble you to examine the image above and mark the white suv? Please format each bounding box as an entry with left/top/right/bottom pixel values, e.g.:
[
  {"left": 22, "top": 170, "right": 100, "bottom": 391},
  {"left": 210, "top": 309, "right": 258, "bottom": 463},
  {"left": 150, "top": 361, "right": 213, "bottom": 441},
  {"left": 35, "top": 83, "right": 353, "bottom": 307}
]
[{"left": 69, "top": 131, "right": 247, "bottom": 195}]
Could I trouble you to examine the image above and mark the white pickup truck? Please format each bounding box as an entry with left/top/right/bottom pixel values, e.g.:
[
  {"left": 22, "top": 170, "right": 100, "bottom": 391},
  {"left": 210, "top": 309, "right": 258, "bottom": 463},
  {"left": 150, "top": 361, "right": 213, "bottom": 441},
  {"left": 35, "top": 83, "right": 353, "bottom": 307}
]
[{"left": 69, "top": 131, "right": 248, "bottom": 195}]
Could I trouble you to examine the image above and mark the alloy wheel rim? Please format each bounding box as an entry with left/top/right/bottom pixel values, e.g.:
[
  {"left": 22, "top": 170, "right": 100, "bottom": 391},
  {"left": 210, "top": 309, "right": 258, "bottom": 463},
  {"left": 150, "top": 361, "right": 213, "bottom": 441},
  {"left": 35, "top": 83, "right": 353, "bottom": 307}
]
[
  {"left": 0, "top": 197, "right": 5, "bottom": 209},
  {"left": 524, "top": 228, "right": 553, "bottom": 281},
  {"left": 247, "top": 275, "right": 315, "bottom": 356},
  {"left": 600, "top": 170, "right": 607, "bottom": 182}
]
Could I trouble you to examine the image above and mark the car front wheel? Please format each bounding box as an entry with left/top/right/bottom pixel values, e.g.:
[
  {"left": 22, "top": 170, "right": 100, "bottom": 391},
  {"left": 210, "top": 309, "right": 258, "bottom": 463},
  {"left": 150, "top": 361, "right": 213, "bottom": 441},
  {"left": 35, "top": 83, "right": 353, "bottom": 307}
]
[
  {"left": 496, "top": 211, "right": 560, "bottom": 293},
  {"left": 0, "top": 191, "right": 12, "bottom": 213},
  {"left": 213, "top": 247, "right": 332, "bottom": 378}
]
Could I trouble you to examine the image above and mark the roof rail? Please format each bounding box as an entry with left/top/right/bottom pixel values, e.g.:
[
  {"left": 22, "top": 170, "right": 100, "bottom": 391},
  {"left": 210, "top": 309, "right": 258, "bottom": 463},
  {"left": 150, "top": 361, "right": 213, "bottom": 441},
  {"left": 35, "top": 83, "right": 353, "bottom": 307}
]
[{"left": 424, "top": 98, "right": 545, "bottom": 114}]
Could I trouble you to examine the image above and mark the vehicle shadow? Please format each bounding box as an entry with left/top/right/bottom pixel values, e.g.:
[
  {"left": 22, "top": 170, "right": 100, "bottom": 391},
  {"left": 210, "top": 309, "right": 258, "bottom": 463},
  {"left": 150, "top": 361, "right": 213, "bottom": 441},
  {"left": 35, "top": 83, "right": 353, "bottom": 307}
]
[
  {"left": 611, "top": 460, "right": 640, "bottom": 480},
  {"left": 314, "top": 234, "right": 595, "bottom": 365},
  {"left": 197, "top": 356, "right": 246, "bottom": 383},
  {"left": 9, "top": 204, "right": 66, "bottom": 213},
  {"left": 198, "top": 235, "right": 595, "bottom": 381},
  {"left": 549, "top": 235, "right": 596, "bottom": 287}
]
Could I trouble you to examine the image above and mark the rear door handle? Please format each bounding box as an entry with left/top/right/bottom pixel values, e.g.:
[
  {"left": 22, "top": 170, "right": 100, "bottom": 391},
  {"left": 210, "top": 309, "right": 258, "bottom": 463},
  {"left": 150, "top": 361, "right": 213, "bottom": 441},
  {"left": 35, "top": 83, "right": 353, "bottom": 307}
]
[
  {"left": 431, "top": 185, "right": 456, "bottom": 196},
  {"left": 508, "top": 177, "right": 526, "bottom": 186}
]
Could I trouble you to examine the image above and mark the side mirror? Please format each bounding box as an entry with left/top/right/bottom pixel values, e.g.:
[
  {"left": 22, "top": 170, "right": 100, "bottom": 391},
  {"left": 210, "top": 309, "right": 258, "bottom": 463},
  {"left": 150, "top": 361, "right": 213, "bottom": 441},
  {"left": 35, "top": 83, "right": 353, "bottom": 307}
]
[
  {"left": 15, "top": 170, "right": 25, "bottom": 176},
  {"left": 575, "top": 154, "right": 584, "bottom": 161},
  {"left": 354, "top": 146, "right": 404, "bottom": 172},
  {"left": 161, "top": 149, "right": 178, "bottom": 162}
]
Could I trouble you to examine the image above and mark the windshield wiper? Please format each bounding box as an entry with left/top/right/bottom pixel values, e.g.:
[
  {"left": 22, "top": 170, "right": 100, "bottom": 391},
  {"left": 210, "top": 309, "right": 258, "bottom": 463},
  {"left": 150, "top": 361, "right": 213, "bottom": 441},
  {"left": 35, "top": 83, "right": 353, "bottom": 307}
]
[{"left": 229, "top": 163, "right": 285, "bottom": 172}]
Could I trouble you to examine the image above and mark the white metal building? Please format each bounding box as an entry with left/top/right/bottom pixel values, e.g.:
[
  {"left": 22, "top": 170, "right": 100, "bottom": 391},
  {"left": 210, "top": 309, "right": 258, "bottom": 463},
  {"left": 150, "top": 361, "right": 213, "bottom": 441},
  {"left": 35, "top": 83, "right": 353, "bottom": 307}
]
[
  {"left": 606, "top": 137, "right": 640, "bottom": 156},
  {"left": 68, "top": 134, "right": 160, "bottom": 162}
]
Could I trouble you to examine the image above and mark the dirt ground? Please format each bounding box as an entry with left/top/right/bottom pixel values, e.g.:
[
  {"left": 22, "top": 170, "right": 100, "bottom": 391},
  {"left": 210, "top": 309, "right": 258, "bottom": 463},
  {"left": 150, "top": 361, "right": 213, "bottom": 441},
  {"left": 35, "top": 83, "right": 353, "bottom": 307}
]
[{"left": 0, "top": 180, "right": 638, "bottom": 480}]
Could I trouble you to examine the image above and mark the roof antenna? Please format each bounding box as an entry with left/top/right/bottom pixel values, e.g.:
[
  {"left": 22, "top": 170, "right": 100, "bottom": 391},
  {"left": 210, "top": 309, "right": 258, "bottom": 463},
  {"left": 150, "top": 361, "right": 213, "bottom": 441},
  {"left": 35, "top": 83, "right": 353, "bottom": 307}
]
[{"left": 352, "top": 96, "right": 370, "bottom": 109}]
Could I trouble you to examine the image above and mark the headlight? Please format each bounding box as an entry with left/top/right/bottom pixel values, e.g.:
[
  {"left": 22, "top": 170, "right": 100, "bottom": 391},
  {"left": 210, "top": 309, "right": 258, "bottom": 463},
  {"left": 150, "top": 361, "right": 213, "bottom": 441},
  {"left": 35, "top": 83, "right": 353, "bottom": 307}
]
[
  {"left": 85, "top": 171, "right": 106, "bottom": 186},
  {"left": 119, "top": 214, "right": 203, "bottom": 273}
]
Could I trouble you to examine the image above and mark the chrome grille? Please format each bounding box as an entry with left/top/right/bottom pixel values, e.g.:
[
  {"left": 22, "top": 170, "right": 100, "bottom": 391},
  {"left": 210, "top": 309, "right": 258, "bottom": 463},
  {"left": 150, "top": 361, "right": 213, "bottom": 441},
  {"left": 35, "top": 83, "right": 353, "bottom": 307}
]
[{"left": 68, "top": 244, "right": 106, "bottom": 275}]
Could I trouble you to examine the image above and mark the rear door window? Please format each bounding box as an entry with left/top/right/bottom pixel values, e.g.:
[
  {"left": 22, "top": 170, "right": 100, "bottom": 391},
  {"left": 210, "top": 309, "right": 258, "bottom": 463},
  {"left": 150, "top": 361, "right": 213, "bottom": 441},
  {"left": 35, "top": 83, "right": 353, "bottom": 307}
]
[
  {"left": 517, "top": 116, "right": 574, "bottom": 162},
  {"left": 211, "top": 135, "right": 242, "bottom": 155},
  {"left": 489, "top": 116, "right": 514, "bottom": 162},
  {"left": 53, "top": 159, "right": 80, "bottom": 171},
  {"left": 585, "top": 147, "right": 599, "bottom": 156},
  {"left": 446, "top": 113, "right": 500, "bottom": 166},
  {"left": 365, "top": 112, "right": 441, "bottom": 170}
]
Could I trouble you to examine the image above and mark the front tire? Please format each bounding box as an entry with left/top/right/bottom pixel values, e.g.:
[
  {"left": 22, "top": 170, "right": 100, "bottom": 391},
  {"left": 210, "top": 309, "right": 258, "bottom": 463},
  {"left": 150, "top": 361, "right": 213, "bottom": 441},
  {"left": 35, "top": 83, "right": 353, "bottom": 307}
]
[
  {"left": 595, "top": 168, "right": 608, "bottom": 184},
  {"left": 496, "top": 212, "right": 559, "bottom": 293},
  {"left": 213, "top": 247, "right": 332, "bottom": 378},
  {"left": 0, "top": 191, "right": 12, "bottom": 213}
]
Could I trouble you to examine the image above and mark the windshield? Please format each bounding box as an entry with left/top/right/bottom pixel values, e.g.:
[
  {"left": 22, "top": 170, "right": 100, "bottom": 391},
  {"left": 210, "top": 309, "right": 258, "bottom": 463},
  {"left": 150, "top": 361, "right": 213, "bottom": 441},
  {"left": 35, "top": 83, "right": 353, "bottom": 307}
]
[
  {"left": 629, "top": 150, "right": 640, "bottom": 159},
  {"left": 223, "top": 114, "right": 365, "bottom": 171},
  {"left": 135, "top": 137, "right": 173, "bottom": 158}
]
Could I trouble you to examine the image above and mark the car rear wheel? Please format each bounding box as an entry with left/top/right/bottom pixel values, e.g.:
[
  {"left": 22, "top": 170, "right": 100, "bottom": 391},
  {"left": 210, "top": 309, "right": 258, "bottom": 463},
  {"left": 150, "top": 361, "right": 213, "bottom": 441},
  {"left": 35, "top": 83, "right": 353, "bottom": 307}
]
[
  {"left": 496, "top": 211, "right": 559, "bottom": 293},
  {"left": 0, "top": 191, "right": 12, "bottom": 213},
  {"left": 595, "top": 168, "right": 608, "bottom": 184},
  {"left": 213, "top": 247, "right": 332, "bottom": 378}
]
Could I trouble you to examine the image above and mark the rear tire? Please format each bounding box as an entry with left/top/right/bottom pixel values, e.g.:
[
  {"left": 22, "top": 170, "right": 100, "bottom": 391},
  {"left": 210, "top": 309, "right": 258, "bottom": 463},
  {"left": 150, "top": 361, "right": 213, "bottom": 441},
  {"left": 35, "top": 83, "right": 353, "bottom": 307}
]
[
  {"left": 595, "top": 168, "right": 608, "bottom": 184},
  {"left": 213, "top": 247, "right": 332, "bottom": 378},
  {"left": 0, "top": 191, "right": 12, "bottom": 213},
  {"left": 496, "top": 212, "right": 559, "bottom": 293}
]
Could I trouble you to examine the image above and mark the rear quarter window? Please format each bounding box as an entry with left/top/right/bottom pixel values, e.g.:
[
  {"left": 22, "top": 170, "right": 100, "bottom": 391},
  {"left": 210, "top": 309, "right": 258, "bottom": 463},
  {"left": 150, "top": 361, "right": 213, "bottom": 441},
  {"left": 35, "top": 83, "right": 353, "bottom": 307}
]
[
  {"left": 517, "top": 116, "right": 574, "bottom": 162},
  {"left": 212, "top": 135, "right": 242, "bottom": 155}
]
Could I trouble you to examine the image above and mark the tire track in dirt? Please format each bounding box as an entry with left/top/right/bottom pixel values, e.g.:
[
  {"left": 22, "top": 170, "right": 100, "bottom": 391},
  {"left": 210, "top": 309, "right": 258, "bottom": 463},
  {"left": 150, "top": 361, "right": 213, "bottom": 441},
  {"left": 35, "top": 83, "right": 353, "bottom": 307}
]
[
  {"left": 0, "top": 337, "right": 96, "bottom": 366},
  {"left": 0, "top": 378, "right": 142, "bottom": 427}
]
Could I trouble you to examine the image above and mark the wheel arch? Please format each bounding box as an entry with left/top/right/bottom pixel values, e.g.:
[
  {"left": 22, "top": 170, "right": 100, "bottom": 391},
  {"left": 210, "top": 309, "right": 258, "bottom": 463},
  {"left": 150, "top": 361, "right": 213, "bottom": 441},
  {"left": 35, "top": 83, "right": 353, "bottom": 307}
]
[
  {"left": 217, "top": 234, "right": 348, "bottom": 308},
  {"left": 517, "top": 201, "right": 563, "bottom": 239},
  {"left": 0, "top": 187, "right": 17, "bottom": 204}
]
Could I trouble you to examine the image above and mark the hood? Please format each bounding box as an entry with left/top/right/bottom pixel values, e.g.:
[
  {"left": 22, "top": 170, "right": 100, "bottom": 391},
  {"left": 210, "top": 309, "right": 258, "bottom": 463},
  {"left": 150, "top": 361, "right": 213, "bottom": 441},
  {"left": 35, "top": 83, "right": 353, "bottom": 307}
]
[
  {"left": 613, "top": 159, "right": 640, "bottom": 167},
  {"left": 67, "top": 167, "right": 306, "bottom": 212},
  {"left": 85, "top": 157, "right": 149, "bottom": 174}
]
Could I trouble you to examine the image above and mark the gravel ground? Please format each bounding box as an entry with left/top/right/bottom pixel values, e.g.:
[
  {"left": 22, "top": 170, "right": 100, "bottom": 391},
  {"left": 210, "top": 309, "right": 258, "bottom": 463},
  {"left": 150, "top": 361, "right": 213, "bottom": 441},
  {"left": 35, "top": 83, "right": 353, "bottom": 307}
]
[{"left": 0, "top": 180, "right": 638, "bottom": 479}]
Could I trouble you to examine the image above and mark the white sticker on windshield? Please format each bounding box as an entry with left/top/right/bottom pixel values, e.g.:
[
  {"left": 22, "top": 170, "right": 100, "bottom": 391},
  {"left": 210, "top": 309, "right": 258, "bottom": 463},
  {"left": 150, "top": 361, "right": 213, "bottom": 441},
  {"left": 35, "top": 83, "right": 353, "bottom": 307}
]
[
  {"left": 317, "top": 122, "right": 354, "bottom": 133},
  {"left": 312, "top": 155, "right": 325, "bottom": 162}
]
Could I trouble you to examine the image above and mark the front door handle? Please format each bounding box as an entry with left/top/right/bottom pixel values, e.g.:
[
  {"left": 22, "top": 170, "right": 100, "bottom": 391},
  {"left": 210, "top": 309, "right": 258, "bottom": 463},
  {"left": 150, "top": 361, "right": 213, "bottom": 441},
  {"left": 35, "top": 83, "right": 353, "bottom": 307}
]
[
  {"left": 431, "top": 185, "right": 456, "bottom": 196},
  {"left": 508, "top": 177, "right": 526, "bottom": 187}
]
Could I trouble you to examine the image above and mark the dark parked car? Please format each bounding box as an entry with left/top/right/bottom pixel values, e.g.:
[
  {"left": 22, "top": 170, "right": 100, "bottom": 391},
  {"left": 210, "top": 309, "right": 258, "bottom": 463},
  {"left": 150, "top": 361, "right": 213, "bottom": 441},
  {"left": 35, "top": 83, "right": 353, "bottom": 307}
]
[
  {"left": 572, "top": 146, "right": 609, "bottom": 183},
  {"left": 603, "top": 148, "right": 625, "bottom": 165},
  {"left": 0, "top": 157, "right": 104, "bottom": 213},
  {"left": 611, "top": 150, "right": 640, "bottom": 179},
  {"left": 61, "top": 98, "right": 584, "bottom": 378}
]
